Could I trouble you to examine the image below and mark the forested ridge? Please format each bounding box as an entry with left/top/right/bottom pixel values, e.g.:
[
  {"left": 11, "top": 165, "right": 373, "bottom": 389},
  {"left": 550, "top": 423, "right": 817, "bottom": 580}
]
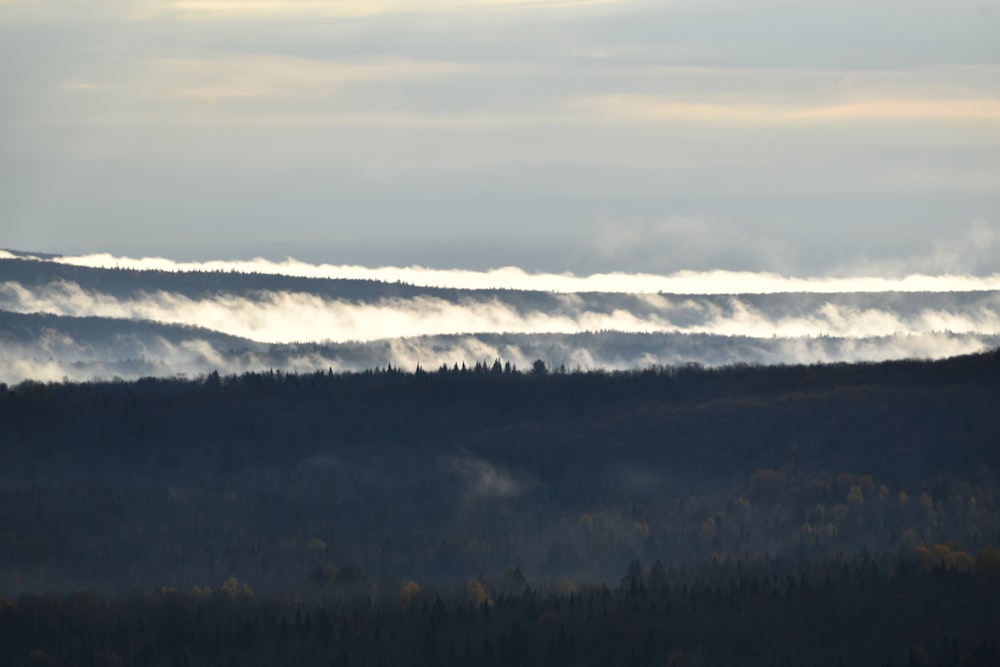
[
  {"left": 2, "top": 352, "right": 1000, "bottom": 665},
  {"left": 7, "top": 254, "right": 1000, "bottom": 384}
]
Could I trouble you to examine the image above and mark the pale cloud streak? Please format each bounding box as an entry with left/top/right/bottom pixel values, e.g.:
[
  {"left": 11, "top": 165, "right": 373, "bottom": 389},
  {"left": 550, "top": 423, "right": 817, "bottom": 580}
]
[
  {"left": 1, "top": 327, "right": 996, "bottom": 386},
  {"left": 25, "top": 251, "right": 1000, "bottom": 294},
  {"left": 3, "top": 277, "right": 1000, "bottom": 345},
  {"left": 0, "top": 0, "right": 632, "bottom": 22},
  {"left": 161, "top": 54, "right": 466, "bottom": 101},
  {"left": 161, "top": 0, "right": 629, "bottom": 19},
  {"left": 581, "top": 95, "right": 1000, "bottom": 124}
]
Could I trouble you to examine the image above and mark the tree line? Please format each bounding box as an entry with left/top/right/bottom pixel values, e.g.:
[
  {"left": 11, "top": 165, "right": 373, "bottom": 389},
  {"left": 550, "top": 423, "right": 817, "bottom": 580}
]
[{"left": 2, "top": 351, "right": 1000, "bottom": 664}]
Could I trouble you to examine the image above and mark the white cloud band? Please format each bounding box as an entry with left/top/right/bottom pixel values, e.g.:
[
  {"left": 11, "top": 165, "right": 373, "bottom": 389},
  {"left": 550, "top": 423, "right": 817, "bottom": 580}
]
[{"left": 6, "top": 250, "right": 1000, "bottom": 295}]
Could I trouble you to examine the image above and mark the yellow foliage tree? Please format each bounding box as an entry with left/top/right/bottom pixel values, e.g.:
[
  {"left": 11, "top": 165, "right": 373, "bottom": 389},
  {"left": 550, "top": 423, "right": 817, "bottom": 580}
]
[
  {"left": 858, "top": 474, "right": 875, "bottom": 493},
  {"left": 701, "top": 517, "right": 716, "bottom": 543},
  {"left": 909, "top": 543, "right": 974, "bottom": 572},
  {"left": 399, "top": 581, "right": 422, "bottom": 608},
  {"left": 976, "top": 546, "right": 1000, "bottom": 574},
  {"left": 221, "top": 576, "right": 253, "bottom": 599},
  {"left": 920, "top": 492, "right": 934, "bottom": 513},
  {"left": 465, "top": 580, "right": 490, "bottom": 607},
  {"left": 305, "top": 538, "right": 327, "bottom": 551},
  {"left": 834, "top": 472, "right": 856, "bottom": 496}
]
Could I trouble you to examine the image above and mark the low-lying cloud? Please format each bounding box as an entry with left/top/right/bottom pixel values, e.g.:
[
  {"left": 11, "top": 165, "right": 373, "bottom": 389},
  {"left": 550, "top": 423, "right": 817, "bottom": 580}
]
[
  {"left": 3, "top": 252, "right": 1000, "bottom": 384},
  {"left": 6, "top": 250, "right": 1000, "bottom": 294},
  {"left": 2, "top": 279, "right": 1000, "bottom": 345},
  {"left": 447, "top": 455, "right": 535, "bottom": 500},
  {"left": 2, "top": 329, "right": 996, "bottom": 387}
]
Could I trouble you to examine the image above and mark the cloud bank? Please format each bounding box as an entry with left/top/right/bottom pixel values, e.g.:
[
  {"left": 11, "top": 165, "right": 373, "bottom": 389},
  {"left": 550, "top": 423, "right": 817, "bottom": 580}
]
[
  {"left": 3, "top": 252, "right": 999, "bottom": 384},
  {"left": 2, "top": 326, "right": 995, "bottom": 387},
  {"left": 2, "top": 278, "right": 1000, "bottom": 345},
  {"left": 6, "top": 250, "right": 1000, "bottom": 295}
]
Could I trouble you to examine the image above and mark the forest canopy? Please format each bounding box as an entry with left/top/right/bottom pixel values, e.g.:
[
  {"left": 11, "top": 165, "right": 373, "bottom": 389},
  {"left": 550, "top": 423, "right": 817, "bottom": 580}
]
[{"left": 2, "top": 351, "right": 1000, "bottom": 665}]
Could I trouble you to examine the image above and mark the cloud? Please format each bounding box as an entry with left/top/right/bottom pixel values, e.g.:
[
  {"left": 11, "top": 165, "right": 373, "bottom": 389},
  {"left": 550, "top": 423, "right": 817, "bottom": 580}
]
[
  {"left": 2, "top": 327, "right": 995, "bottom": 386},
  {"left": 3, "top": 276, "right": 1000, "bottom": 347},
  {"left": 29, "top": 251, "right": 1000, "bottom": 293},
  {"left": 3, "top": 263, "right": 998, "bottom": 384},
  {"left": 919, "top": 219, "right": 1000, "bottom": 275},
  {"left": 65, "top": 82, "right": 101, "bottom": 91},
  {"left": 837, "top": 219, "right": 1000, "bottom": 277},
  {"left": 3, "top": 0, "right": 995, "bottom": 280},
  {"left": 159, "top": 54, "right": 465, "bottom": 102},
  {"left": 0, "top": 0, "right": 628, "bottom": 21},
  {"left": 580, "top": 95, "right": 1000, "bottom": 124},
  {"left": 160, "top": 0, "right": 628, "bottom": 19},
  {"left": 589, "top": 216, "right": 795, "bottom": 274},
  {"left": 447, "top": 455, "right": 534, "bottom": 499}
]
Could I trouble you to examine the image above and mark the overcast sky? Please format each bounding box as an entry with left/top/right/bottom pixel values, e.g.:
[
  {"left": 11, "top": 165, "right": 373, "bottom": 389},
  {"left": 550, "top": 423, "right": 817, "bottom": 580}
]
[{"left": 1, "top": 0, "right": 998, "bottom": 276}]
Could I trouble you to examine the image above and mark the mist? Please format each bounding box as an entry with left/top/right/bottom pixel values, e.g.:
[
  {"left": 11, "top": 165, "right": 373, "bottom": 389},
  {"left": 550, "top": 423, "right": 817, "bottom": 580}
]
[
  {"left": 3, "top": 278, "right": 999, "bottom": 346},
  {"left": 2, "top": 316, "right": 995, "bottom": 386},
  {"left": 2, "top": 251, "right": 999, "bottom": 384},
  {"left": 7, "top": 250, "right": 1000, "bottom": 294}
]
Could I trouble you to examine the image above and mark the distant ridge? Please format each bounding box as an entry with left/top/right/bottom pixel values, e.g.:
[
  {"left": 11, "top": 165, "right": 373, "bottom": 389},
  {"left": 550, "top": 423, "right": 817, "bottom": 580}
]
[
  {"left": 0, "top": 248, "right": 63, "bottom": 260},
  {"left": 2, "top": 309, "right": 997, "bottom": 385},
  {"left": 3, "top": 250, "right": 1000, "bottom": 383}
]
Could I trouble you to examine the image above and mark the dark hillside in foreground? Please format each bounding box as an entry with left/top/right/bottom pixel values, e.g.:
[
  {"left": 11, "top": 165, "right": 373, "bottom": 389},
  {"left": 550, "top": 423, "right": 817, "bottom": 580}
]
[
  {"left": 2, "top": 352, "right": 1000, "bottom": 665},
  {"left": 3, "top": 563, "right": 999, "bottom": 667},
  {"left": 2, "top": 351, "right": 999, "bottom": 586},
  {"left": 4, "top": 351, "right": 999, "bottom": 481}
]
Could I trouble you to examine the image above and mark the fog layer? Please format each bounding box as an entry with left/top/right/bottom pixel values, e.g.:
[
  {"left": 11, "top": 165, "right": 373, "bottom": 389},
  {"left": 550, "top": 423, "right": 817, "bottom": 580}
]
[
  {"left": 6, "top": 250, "right": 1000, "bottom": 294},
  {"left": 2, "top": 253, "right": 998, "bottom": 384}
]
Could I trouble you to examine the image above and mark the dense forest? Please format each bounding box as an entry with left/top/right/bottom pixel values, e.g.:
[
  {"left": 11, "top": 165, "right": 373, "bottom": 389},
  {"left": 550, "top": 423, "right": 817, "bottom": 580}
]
[{"left": 2, "top": 352, "right": 1000, "bottom": 665}]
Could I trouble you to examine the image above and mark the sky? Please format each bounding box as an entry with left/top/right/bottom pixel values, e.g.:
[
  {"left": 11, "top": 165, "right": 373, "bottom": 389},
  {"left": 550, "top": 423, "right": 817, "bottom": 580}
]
[{"left": 1, "top": 0, "right": 998, "bottom": 276}]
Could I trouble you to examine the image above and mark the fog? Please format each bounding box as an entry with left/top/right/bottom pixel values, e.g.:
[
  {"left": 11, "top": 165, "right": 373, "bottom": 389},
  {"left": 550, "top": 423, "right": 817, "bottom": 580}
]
[
  {"left": 2, "top": 252, "right": 999, "bottom": 384},
  {"left": 2, "top": 278, "right": 999, "bottom": 346},
  {"left": 2, "top": 315, "right": 995, "bottom": 386},
  {"left": 7, "top": 250, "right": 1000, "bottom": 294}
]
